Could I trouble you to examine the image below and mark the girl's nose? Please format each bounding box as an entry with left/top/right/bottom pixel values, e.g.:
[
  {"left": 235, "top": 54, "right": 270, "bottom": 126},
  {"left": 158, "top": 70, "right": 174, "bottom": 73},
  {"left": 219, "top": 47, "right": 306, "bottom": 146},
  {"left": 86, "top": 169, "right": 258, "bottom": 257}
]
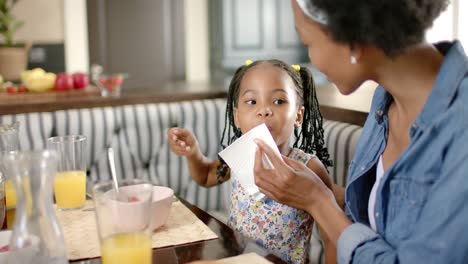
[{"left": 257, "top": 106, "right": 272, "bottom": 117}]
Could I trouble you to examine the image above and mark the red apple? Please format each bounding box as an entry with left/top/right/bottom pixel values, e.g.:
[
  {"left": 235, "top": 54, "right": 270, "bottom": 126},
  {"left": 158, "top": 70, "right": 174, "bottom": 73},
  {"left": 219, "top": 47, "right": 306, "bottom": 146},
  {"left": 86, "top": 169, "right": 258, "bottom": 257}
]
[
  {"left": 18, "top": 86, "right": 27, "bottom": 93},
  {"left": 72, "top": 72, "right": 89, "bottom": 89},
  {"left": 6, "top": 86, "right": 16, "bottom": 94},
  {"left": 55, "top": 73, "right": 74, "bottom": 91}
]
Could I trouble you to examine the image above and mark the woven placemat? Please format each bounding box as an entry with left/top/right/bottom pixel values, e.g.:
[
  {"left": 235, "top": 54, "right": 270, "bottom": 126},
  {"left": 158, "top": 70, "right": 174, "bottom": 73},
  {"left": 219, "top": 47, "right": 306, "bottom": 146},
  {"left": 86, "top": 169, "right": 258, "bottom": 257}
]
[{"left": 56, "top": 200, "right": 218, "bottom": 260}]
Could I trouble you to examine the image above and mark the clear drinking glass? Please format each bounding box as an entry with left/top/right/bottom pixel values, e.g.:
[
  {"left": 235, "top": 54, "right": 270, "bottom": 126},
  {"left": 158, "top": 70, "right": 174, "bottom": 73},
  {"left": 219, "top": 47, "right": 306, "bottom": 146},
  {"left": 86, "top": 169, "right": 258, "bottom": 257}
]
[
  {"left": 0, "top": 122, "right": 19, "bottom": 152},
  {"left": 0, "top": 122, "right": 20, "bottom": 229},
  {"left": 2, "top": 150, "right": 68, "bottom": 264},
  {"left": 47, "top": 135, "right": 87, "bottom": 210},
  {"left": 94, "top": 74, "right": 127, "bottom": 97},
  {"left": 92, "top": 179, "right": 153, "bottom": 264}
]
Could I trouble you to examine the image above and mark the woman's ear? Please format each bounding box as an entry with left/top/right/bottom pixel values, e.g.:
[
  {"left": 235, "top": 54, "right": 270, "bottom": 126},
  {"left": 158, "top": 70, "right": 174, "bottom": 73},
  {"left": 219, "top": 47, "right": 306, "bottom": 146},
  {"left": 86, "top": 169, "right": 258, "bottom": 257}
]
[
  {"left": 350, "top": 44, "right": 363, "bottom": 65},
  {"left": 295, "top": 106, "right": 305, "bottom": 128}
]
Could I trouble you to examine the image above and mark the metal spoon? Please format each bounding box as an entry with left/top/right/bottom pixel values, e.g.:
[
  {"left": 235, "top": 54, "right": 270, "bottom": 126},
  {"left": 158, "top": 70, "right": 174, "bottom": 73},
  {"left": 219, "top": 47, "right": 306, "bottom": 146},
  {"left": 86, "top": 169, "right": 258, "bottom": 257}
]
[{"left": 107, "top": 147, "right": 126, "bottom": 201}]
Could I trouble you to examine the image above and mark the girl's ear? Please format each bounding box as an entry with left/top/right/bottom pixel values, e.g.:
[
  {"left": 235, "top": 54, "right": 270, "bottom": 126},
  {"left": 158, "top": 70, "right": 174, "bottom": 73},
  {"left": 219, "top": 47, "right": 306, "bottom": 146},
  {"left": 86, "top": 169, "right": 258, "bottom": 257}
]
[{"left": 295, "top": 106, "right": 305, "bottom": 128}]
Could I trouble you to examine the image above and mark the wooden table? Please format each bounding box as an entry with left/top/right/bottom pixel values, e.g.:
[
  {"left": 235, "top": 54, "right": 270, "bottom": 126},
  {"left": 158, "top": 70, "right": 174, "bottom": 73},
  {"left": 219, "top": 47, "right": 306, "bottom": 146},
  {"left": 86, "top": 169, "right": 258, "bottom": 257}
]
[
  {"left": 1, "top": 198, "right": 285, "bottom": 263},
  {"left": 70, "top": 198, "right": 286, "bottom": 264}
]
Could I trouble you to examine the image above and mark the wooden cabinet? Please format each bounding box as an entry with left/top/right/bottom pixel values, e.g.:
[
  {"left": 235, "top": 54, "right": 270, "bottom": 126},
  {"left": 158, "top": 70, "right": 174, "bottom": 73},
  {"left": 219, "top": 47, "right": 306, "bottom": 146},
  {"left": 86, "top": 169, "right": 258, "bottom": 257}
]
[
  {"left": 87, "top": 0, "right": 185, "bottom": 89},
  {"left": 209, "top": 0, "right": 307, "bottom": 79}
]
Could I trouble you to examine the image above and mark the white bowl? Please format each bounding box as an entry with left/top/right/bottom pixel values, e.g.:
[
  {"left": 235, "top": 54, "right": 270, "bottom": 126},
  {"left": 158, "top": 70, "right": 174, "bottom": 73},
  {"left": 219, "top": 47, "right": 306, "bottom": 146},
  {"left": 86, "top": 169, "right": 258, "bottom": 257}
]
[
  {"left": 105, "top": 184, "right": 153, "bottom": 233},
  {"left": 151, "top": 186, "right": 174, "bottom": 230},
  {"left": 103, "top": 184, "right": 174, "bottom": 232}
]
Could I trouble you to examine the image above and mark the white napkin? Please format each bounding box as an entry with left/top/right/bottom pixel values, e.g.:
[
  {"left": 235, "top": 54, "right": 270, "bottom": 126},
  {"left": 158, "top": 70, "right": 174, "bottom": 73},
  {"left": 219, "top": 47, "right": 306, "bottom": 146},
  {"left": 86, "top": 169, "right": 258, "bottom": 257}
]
[{"left": 218, "top": 123, "right": 281, "bottom": 198}]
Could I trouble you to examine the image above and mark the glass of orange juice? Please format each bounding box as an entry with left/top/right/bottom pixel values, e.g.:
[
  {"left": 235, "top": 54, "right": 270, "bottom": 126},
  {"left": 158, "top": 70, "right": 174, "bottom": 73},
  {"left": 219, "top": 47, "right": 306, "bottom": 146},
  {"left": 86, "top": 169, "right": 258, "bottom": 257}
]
[
  {"left": 47, "top": 135, "right": 87, "bottom": 210},
  {"left": 92, "top": 179, "right": 153, "bottom": 264}
]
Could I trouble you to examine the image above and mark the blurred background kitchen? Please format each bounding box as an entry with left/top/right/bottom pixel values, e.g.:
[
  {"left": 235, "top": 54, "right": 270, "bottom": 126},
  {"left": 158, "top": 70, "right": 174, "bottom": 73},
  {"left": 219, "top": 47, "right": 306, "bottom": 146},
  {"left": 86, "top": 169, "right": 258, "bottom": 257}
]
[{"left": 2, "top": 0, "right": 468, "bottom": 90}]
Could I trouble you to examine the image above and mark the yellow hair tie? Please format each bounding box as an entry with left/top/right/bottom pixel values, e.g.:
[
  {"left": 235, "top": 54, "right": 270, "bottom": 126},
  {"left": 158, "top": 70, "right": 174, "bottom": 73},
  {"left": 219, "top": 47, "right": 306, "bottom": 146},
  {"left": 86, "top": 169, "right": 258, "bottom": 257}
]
[
  {"left": 291, "top": 64, "right": 301, "bottom": 72},
  {"left": 245, "top": 59, "right": 253, "bottom": 66}
]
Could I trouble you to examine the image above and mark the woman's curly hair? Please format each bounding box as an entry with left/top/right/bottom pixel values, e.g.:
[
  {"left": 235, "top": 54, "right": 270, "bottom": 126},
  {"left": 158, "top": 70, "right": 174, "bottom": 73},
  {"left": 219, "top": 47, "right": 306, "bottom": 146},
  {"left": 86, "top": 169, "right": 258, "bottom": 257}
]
[{"left": 310, "top": 0, "right": 449, "bottom": 56}]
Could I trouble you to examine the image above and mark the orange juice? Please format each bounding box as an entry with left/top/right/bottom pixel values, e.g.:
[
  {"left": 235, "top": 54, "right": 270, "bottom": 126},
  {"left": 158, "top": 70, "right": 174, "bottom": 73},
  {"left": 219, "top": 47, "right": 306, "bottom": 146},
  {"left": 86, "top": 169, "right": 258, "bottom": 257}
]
[
  {"left": 101, "top": 232, "right": 152, "bottom": 264},
  {"left": 5, "top": 180, "right": 16, "bottom": 208},
  {"left": 54, "top": 170, "right": 86, "bottom": 209},
  {"left": 4, "top": 179, "right": 32, "bottom": 228},
  {"left": 6, "top": 208, "right": 15, "bottom": 229}
]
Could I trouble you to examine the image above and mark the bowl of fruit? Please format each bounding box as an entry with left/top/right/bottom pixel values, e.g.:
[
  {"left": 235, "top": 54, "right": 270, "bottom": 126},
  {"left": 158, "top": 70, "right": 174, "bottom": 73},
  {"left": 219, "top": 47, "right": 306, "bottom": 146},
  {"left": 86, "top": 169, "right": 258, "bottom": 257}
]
[{"left": 94, "top": 74, "right": 127, "bottom": 97}]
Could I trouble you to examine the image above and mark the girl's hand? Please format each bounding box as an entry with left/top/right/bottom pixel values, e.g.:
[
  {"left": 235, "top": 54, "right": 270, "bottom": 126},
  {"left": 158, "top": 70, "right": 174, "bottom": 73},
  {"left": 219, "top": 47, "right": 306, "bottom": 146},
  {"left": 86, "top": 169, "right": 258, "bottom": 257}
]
[
  {"left": 167, "top": 128, "right": 199, "bottom": 157},
  {"left": 253, "top": 139, "right": 334, "bottom": 214}
]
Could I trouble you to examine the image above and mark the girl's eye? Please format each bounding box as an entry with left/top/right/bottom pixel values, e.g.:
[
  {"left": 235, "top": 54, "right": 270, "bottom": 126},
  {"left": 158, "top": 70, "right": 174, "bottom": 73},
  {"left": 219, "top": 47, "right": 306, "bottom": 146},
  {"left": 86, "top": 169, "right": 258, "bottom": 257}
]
[
  {"left": 245, "top": 100, "right": 256, "bottom": 105},
  {"left": 274, "top": 99, "right": 286, "bottom": 105}
]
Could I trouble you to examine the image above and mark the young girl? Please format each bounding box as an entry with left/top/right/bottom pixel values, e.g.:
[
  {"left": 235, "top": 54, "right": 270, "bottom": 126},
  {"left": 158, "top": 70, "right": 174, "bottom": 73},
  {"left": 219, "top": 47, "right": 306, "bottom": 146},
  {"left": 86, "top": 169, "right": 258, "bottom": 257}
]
[{"left": 168, "top": 59, "right": 332, "bottom": 263}]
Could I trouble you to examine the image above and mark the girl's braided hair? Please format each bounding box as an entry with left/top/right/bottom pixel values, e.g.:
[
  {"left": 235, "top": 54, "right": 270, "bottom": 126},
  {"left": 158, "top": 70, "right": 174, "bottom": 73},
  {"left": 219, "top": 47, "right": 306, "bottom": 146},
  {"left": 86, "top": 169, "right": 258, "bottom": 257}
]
[{"left": 220, "top": 59, "right": 332, "bottom": 168}]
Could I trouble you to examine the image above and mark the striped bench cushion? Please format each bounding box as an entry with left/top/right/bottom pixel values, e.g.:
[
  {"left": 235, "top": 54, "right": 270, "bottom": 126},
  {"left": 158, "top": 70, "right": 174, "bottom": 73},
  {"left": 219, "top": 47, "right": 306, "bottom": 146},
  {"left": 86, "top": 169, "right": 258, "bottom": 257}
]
[
  {"left": 113, "top": 99, "right": 229, "bottom": 212},
  {"left": 115, "top": 99, "right": 229, "bottom": 212},
  {"left": 173, "top": 99, "right": 230, "bottom": 212},
  {"left": 323, "top": 119, "right": 362, "bottom": 187}
]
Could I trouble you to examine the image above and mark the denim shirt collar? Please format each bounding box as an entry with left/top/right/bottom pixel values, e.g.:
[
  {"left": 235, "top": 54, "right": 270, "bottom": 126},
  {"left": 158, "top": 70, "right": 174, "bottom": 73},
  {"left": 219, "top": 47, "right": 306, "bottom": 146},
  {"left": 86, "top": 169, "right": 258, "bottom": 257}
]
[
  {"left": 374, "top": 41, "right": 468, "bottom": 131},
  {"left": 416, "top": 41, "right": 468, "bottom": 130},
  {"left": 345, "top": 40, "right": 468, "bottom": 223}
]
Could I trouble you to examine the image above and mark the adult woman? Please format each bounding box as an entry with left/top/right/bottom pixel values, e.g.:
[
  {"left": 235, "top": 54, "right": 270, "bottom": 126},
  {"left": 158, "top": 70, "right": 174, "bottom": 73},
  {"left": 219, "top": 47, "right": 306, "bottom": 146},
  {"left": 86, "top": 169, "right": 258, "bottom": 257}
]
[{"left": 254, "top": 0, "right": 468, "bottom": 263}]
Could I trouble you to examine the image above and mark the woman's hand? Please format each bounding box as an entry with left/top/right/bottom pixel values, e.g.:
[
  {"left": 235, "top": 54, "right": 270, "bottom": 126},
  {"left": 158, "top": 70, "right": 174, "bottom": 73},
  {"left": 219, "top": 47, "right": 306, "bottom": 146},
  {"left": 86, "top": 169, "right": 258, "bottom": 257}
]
[
  {"left": 167, "top": 128, "right": 199, "bottom": 157},
  {"left": 253, "top": 139, "right": 334, "bottom": 214}
]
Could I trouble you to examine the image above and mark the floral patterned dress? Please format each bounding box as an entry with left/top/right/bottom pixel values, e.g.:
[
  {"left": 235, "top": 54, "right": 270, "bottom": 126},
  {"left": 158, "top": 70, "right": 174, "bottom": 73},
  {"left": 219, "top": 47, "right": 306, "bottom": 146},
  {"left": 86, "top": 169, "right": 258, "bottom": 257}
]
[{"left": 227, "top": 148, "right": 315, "bottom": 264}]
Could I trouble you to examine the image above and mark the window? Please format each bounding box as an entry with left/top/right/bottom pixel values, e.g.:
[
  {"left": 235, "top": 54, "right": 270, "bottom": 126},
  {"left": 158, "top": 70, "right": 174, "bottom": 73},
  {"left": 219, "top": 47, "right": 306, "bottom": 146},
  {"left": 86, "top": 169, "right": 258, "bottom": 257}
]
[{"left": 426, "top": 0, "right": 468, "bottom": 48}]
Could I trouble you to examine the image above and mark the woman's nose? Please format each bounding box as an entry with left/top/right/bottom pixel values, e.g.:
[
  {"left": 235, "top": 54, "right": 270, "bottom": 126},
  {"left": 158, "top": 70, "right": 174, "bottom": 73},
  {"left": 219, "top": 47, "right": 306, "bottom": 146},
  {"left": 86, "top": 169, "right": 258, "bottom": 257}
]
[{"left": 256, "top": 106, "right": 272, "bottom": 117}]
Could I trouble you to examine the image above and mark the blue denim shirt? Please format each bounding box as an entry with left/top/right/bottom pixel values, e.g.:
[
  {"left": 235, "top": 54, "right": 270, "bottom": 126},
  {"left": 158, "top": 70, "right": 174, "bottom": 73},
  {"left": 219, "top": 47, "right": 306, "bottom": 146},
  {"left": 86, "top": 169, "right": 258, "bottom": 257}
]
[{"left": 337, "top": 41, "right": 468, "bottom": 264}]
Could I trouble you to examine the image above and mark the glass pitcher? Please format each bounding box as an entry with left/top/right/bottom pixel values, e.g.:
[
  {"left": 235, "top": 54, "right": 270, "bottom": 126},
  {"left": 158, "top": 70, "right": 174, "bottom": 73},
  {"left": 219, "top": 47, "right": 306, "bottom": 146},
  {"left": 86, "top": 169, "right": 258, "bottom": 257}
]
[
  {"left": 1, "top": 150, "right": 69, "bottom": 264},
  {"left": 0, "top": 122, "right": 20, "bottom": 229}
]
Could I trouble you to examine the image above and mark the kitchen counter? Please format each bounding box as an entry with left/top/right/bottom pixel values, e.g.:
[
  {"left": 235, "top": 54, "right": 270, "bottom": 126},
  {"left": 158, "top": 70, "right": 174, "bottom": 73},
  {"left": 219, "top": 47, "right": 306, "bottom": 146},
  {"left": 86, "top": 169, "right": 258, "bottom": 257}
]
[
  {"left": 0, "top": 82, "right": 227, "bottom": 115},
  {"left": 317, "top": 80, "right": 376, "bottom": 126},
  {"left": 0, "top": 81, "right": 376, "bottom": 126}
]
